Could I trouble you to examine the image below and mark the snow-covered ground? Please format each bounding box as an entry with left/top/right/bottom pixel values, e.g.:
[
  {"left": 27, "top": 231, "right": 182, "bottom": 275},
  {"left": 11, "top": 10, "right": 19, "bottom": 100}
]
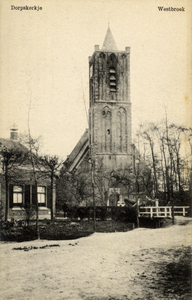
[{"left": 0, "top": 217, "right": 192, "bottom": 300}]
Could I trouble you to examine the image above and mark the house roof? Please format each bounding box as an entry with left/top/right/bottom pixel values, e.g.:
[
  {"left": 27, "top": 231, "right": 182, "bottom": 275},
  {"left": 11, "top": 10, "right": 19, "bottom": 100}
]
[
  {"left": 0, "top": 138, "right": 53, "bottom": 179},
  {"left": 102, "top": 27, "right": 118, "bottom": 51},
  {"left": 0, "top": 138, "right": 28, "bottom": 153}
]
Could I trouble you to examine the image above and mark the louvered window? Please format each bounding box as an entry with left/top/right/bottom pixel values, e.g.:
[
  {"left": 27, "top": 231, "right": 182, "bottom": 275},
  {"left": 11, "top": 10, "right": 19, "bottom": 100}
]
[{"left": 110, "top": 68, "right": 116, "bottom": 92}]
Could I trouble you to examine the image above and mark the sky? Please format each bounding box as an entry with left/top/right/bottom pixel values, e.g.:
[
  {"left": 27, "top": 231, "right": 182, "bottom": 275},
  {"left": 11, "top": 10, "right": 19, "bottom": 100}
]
[{"left": 0, "top": 0, "right": 191, "bottom": 160}]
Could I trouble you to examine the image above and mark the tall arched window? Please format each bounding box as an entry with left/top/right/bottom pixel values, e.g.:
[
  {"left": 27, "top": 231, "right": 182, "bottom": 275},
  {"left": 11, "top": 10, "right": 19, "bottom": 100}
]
[
  {"left": 120, "top": 54, "right": 127, "bottom": 100},
  {"left": 117, "top": 107, "right": 127, "bottom": 152},
  {"left": 101, "top": 107, "right": 112, "bottom": 152},
  {"left": 99, "top": 52, "right": 106, "bottom": 99},
  {"left": 99, "top": 52, "right": 106, "bottom": 59}
]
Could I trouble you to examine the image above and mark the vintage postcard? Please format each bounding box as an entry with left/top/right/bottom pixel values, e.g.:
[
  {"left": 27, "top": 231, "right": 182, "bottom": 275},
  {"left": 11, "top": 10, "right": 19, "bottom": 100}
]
[{"left": 0, "top": 0, "right": 191, "bottom": 299}]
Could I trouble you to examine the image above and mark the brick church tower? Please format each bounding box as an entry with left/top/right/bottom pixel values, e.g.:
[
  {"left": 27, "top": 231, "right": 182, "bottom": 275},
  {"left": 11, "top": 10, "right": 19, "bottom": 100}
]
[{"left": 89, "top": 27, "right": 132, "bottom": 172}]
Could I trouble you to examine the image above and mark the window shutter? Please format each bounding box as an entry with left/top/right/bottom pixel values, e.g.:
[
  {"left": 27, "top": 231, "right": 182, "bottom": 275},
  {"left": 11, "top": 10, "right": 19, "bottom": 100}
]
[
  {"left": 47, "top": 186, "right": 51, "bottom": 209},
  {"left": 25, "top": 185, "right": 30, "bottom": 205},
  {"left": 9, "top": 184, "right": 13, "bottom": 208},
  {"left": 32, "top": 185, "right": 37, "bottom": 206}
]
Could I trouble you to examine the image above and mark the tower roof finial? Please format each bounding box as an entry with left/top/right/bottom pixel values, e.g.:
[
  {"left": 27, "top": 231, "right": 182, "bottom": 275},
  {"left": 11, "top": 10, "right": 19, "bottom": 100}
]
[{"left": 102, "top": 27, "right": 118, "bottom": 51}]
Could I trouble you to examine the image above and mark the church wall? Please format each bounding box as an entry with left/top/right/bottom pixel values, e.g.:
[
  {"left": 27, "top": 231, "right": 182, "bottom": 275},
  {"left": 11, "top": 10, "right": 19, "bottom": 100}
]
[{"left": 89, "top": 49, "right": 131, "bottom": 104}]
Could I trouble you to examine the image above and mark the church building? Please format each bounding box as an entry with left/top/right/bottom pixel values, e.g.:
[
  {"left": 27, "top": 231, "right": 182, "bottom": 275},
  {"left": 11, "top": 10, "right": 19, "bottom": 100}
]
[
  {"left": 65, "top": 27, "right": 141, "bottom": 206},
  {"left": 89, "top": 26, "right": 132, "bottom": 172}
]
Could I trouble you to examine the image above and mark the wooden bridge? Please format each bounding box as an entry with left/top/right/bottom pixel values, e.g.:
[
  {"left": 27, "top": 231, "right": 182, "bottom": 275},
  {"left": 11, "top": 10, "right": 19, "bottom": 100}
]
[{"left": 139, "top": 206, "right": 190, "bottom": 218}]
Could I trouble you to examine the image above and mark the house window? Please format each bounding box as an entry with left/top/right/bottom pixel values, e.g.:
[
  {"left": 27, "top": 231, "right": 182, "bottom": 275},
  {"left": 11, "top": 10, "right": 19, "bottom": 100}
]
[
  {"left": 13, "top": 186, "right": 23, "bottom": 204},
  {"left": 37, "top": 186, "right": 46, "bottom": 205}
]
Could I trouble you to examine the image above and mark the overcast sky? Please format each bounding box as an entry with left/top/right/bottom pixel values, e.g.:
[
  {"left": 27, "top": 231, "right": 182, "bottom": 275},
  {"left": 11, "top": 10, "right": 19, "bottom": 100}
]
[{"left": 0, "top": 0, "right": 191, "bottom": 159}]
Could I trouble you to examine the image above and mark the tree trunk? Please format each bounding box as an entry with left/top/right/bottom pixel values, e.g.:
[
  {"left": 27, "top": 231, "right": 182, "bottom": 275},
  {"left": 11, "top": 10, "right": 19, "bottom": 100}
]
[
  {"left": 34, "top": 178, "right": 40, "bottom": 239},
  {"left": 150, "top": 141, "right": 158, "bottom": 197},
  {"left": 51, "top": 171, "right": 54, "bottom": 221},
  {"left": 5, "top": 161, "right": 8, "bottom": 221},
  {"left": 171, "top": 197, "right": 174, "bottom": 225}
]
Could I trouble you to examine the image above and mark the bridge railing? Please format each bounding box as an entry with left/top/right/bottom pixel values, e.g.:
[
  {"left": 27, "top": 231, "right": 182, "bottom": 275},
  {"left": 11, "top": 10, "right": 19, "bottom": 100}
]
[{"left": 139, "top": 206, "right": 190, "bottom": 218}]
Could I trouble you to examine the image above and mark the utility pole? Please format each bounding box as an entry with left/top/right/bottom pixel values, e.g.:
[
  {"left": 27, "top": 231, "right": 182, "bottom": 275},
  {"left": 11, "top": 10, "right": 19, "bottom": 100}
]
[
  {"left": 136, "top": 195, "right": 140, "bottom": 228},
  {"left": 5, "top": 158, "right": 8, "bottom": 222},
  {"left": 90, "top": 144, "right": 96, "bottom": 232},
  {"left": 34, "top": 172, "right": 40, "bottom": 239},
  {"left": 91, "top": 161, "right": 96, "bottom": 232},
  {"left": 1, "top": 148, "right": 10, "bottom": 222},
  {"left": 171, "top": 197, "right": 175, "bottom": 225},
  {"left": 30, "top": 153, "right": 40, "bottom": 240},
  {"left": 135, "top": 158, "right": 140, "bottom": 228}
]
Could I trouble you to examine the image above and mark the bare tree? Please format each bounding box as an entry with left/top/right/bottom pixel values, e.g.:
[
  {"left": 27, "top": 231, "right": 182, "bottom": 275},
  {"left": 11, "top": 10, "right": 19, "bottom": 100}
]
[
  {"left": 138, "top": 117, "right": 191, "bottom": 216},
  {"left": 0, "top": 144, "right": 27, "bottom": 221},
  {"left": 38, "top": 155, "right": 63, "bottom": 221},
  {"left": 139, "top": 123, "right": 159, "bottom": 197},
  {"left": 57, "top": 166, "right": 92, "bottom": 208},
  {"left": 18, "top": 133, "right": 42, "bottom": 236}
]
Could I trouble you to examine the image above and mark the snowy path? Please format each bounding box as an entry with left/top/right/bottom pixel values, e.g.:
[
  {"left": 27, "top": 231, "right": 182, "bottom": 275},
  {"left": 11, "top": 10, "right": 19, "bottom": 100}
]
[{"left": 0, "top": 218, "right": 192, "bottom": 300}]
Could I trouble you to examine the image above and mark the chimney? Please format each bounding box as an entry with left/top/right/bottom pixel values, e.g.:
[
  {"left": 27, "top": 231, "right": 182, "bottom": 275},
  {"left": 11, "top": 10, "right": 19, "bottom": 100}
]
[{"left": 10, "top": 124, "right": 18, "bottom": 140}]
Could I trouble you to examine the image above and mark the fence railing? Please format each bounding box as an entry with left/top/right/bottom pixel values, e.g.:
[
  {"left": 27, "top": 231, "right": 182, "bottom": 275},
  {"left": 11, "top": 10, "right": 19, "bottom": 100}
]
[{"left": 139, "top": 206, "right": 190, "bottom": 218}]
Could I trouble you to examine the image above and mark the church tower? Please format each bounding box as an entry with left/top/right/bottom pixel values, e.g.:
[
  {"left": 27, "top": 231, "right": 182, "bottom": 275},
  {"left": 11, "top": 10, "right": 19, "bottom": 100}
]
[{"left": 89, "top": 27, "right": 132, "bottom": 171}]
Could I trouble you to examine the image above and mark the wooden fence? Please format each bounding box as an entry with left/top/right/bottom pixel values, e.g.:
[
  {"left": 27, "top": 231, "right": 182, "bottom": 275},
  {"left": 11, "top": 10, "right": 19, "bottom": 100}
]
[{"left": 139, "top": 206, "right": 190, "bottom": 218}]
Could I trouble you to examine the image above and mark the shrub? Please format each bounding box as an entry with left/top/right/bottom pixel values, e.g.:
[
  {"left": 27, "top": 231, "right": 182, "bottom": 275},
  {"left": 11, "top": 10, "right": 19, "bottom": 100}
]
[
  {"left": 75, "top": 206, "right": 137, "bottom": 222},
  {"left": 1, "top": 226, "right": 37, "bottom": 242},
  {"left": 111, "top": 206, "right": 137, "bottom": 222},
  {"left": 0, "top": 220, "right": 14, "bottom": 231},
  {"left": 96, "top": 207, "right": 107, "bottom": 221}
]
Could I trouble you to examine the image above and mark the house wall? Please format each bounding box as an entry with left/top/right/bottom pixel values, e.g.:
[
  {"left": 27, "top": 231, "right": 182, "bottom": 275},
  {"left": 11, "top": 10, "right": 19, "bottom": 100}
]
[
  {"left": 8, "top": 182, "right": 52, "bottom": 221},
  {"left": 0, "top": 154, "right": 56, "bottom": 221}
]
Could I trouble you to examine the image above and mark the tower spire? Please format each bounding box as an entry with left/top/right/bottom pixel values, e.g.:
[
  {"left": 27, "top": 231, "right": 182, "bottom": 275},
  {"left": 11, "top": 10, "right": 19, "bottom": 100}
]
[{"left": 102, "top": 27, "right": 118, "bottom": 51}]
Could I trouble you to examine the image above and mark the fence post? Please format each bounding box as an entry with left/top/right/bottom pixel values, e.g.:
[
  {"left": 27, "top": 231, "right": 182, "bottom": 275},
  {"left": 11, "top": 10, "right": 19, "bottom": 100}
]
[
  {"left": 155, "top": 200, "right": 158, "bottom": 217},
  {"left": 165, "top": 207, "right": 167, "bottom": 218},
  {"left": 169, "top": 207, "right": 171, "bottom": 217},
  {"left": 183, "top": 207, "right": 185, "bottom": 216},
  {"left": 150, "top": 207, "right": 153, "bottom": 218}
]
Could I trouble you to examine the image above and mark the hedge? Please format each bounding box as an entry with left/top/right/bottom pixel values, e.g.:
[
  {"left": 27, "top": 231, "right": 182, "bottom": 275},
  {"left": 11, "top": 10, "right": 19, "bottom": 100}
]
[{"left": 62, "top": 206, "right": 137, "bottom": 222}]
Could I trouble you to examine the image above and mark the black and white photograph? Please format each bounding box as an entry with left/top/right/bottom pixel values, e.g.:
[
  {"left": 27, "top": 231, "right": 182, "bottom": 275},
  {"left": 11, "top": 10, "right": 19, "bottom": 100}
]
[{"left": 0, "top": 0, "right": 191, "bottom": 299}]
